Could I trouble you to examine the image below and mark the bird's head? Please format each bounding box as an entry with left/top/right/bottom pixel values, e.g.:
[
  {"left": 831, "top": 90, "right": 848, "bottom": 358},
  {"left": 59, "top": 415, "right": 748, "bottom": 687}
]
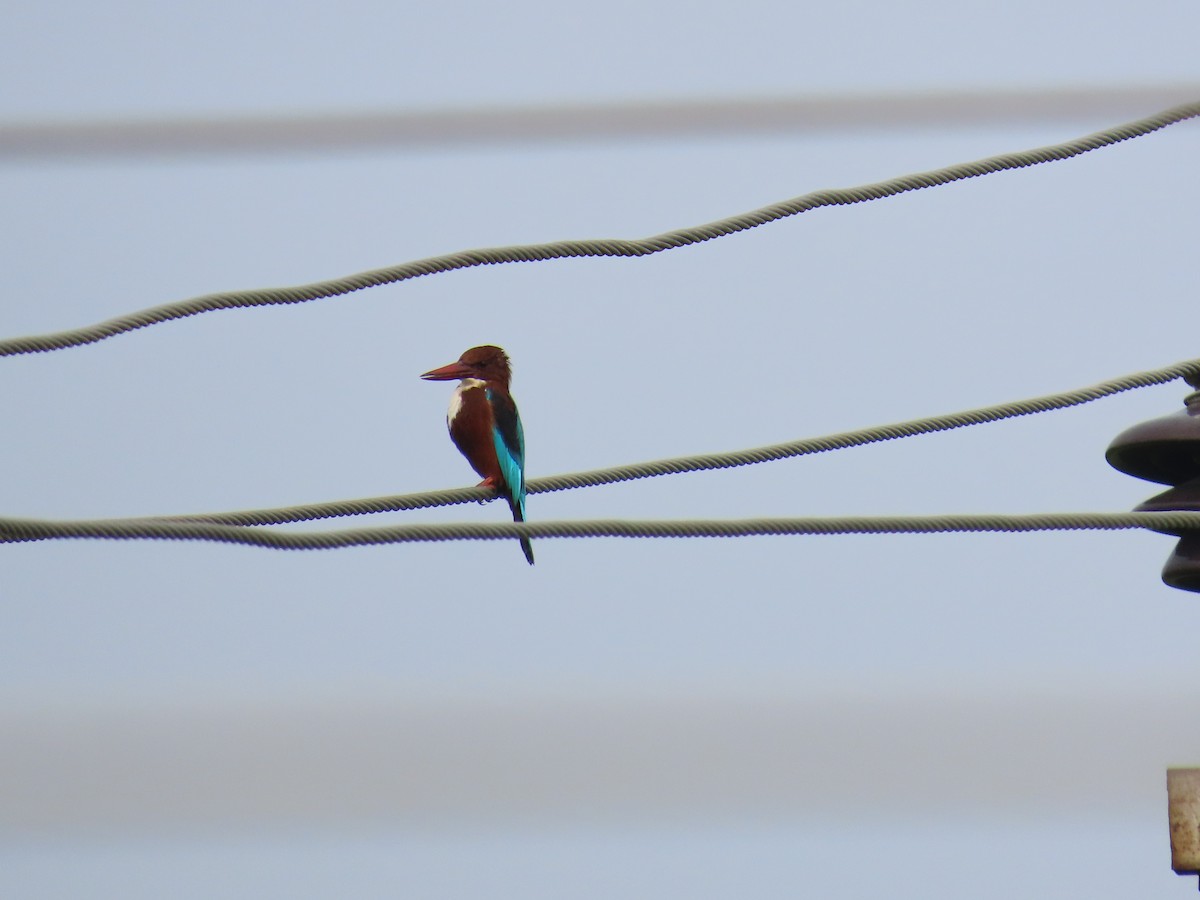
[{"left": 421, "top": 345, "right": 513, "bottom": 386}]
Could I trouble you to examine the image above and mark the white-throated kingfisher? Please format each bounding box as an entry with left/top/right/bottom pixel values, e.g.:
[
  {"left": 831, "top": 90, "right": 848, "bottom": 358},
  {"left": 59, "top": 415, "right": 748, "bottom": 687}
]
[{"left": 420, "top": 345, "right": 534, "bottom": 565}]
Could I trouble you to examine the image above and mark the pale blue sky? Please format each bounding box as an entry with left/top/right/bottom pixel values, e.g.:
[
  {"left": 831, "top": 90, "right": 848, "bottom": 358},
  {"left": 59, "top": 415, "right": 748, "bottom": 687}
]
[{"left": 2, "top": 2, "right": 1199, "bottom": 898}]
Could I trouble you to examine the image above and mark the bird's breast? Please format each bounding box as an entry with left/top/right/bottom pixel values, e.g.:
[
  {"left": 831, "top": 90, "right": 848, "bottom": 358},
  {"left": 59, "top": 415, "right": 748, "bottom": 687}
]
[{"left": 445, "top": 379, "right": 501, "bottom": 484}]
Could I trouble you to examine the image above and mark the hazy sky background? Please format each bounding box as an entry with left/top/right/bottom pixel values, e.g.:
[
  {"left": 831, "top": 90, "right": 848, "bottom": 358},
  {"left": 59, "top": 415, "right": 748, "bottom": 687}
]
[{"left": 2, "top": 2, "right": 1199, "bottom": 898}]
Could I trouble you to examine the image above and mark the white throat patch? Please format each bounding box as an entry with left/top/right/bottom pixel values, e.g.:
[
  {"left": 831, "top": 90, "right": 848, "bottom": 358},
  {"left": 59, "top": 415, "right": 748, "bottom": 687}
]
[{"left": 447, "top": 378, "right": 486, "bottom": 424}]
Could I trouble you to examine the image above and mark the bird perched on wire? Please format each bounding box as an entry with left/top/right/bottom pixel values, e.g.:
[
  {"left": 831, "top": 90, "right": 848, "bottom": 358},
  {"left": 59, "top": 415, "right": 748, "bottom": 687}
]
[{"left": 421, "top": 345, "right": 534, "bottom": 565}]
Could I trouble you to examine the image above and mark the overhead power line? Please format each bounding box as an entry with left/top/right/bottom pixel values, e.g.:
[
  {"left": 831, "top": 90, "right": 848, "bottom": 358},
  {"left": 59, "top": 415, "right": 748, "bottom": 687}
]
[
  {"left": 2, "top": 86, "right": 1198, "bottom": 161},
  {"left": 1, "top": 357, "right": 1197, "bottom": 544},
  {"left": 119, "top": 356, "right": 1199, "bottom": 529},
  {"left": 1, "top": 512, "right": 1199, "bottom": 551},
  {"left": 0, "top": 101, "right": 1196, "bottom": 358}
]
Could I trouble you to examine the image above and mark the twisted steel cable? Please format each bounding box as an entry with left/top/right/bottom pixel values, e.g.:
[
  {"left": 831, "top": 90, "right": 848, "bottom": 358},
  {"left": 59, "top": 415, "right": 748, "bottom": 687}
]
[
  {"left": 1, "top": 512, "right": 1197, "bottom": 551},
  {"left": 129, "top": 356, "right": 1200, "bottom": 528},
  {"left": 0, "top": 101, "right": 1196, "bottom": 357}
]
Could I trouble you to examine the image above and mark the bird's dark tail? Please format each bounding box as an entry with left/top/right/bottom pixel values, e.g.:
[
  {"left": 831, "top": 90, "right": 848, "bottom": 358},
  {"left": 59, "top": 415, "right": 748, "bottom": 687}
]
[{"left": 509, "top": 500, "right": 535, "bottom": 566}]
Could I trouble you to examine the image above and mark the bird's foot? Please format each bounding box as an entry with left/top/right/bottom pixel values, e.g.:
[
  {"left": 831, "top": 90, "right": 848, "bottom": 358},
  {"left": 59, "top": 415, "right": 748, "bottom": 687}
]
[{"left": 475, "top": 476, "right": 499, "bottom": 504}]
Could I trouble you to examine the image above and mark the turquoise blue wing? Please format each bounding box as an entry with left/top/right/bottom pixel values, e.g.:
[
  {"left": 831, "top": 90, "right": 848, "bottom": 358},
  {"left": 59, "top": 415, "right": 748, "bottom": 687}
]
[
  {"left": 486, "top": 388, "right": 526, "bottom": 519},
  {"left": 487, "top": 388, "right": 534, "bottom": 565}
]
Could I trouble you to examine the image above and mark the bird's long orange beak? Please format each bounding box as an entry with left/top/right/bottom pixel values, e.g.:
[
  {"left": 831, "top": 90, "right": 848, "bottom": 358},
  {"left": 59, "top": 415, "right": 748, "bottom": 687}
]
[{"left": 420, "top": 361, "right": 472, "bottom": 381}]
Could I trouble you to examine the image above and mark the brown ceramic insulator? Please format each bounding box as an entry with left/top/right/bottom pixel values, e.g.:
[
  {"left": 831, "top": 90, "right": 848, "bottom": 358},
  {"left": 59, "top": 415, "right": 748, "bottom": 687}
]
[{"left": 1107, "top": 389, "right": 1200, "bottom": 593}]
